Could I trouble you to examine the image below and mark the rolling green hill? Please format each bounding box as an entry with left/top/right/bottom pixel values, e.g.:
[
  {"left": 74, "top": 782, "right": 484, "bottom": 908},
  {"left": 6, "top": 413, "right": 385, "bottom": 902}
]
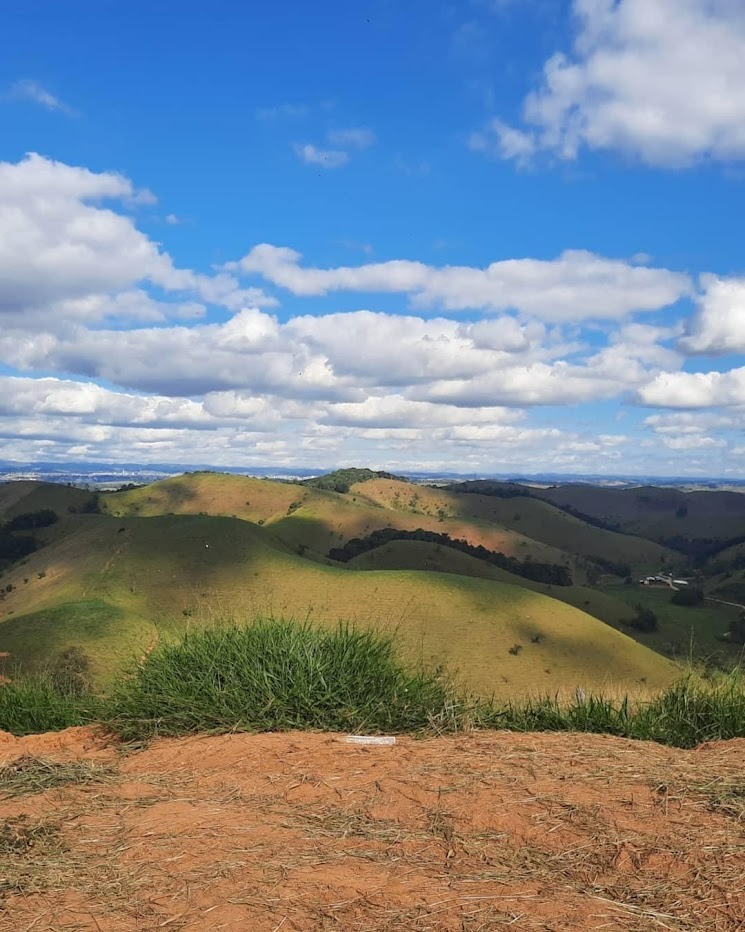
[
  {"left": 0, "top": 481, "right": 97, "bottom": 521},
  {"left": 0, "top": 500, "right": 676, "bottom": 697},
  {"left": 354, "top": 478, "right": 676, "bottom": 576},
  {"left": 106, "top": 473, "right": 679, "bottom": 582},
  {"left": 347, "top": 538, "right": 634, "bottom": 624},
  {"left": 345, "top": 536, "right": 745, "bottom": 662},
  {"left": 529, "top": 483, "right": 745, "bottom": 553},
  {"left": 103, "top": 472, "right": 569, "bottom": 567}
]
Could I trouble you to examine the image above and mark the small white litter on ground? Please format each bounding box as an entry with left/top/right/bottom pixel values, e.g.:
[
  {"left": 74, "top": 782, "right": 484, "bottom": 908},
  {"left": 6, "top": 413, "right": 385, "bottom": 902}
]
[{"left": 343, "top": 735, "right": 397, "bottom": 745}]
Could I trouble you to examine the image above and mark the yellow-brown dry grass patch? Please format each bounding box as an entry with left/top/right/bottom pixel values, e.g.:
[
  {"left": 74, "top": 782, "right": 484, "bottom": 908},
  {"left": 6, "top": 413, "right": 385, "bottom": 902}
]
[{"left": 0, "top": 755, "right": 117, "bottom": 799}]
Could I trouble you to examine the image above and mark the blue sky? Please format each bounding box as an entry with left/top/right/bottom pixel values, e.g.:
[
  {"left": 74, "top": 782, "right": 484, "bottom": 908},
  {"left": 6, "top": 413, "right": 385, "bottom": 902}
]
[{"left": 2, "top": 0, "right": 745, "bottom": 476}]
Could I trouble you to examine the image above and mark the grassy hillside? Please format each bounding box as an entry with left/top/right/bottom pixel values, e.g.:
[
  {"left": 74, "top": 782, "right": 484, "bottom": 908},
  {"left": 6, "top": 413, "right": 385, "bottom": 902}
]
[
  {"left": 0, "top": 481, "right": 96, "bottom": 521},
  {"left": 347, "top": 538, "right": 634, "bottom": 629},
  {"left": 705, "top": 541, "right": 745, "bottom": 604},
  {"left": 0, "top": 508, "right": 676, "bottom": 697},
  {"left": 602, "top": 583, "right": 744, "bottom": 665},
  {"left": 103, "top": 473, "right": 567, "bottom": 566},
  {"left": 531, "top": 483, "right": 745, "bottom": 550},
  {"left": 107, "top": 473, "right": 675, "bottom": 584},
  {"left": 711, "top": 578, "right": 745, "bottom": 606},
  {"left": 102, "top": 472, "right": 309, "bottom": 524},
  {"left": 347, "top": 522, "right": 742, "bottom": 667},
  {"left": 355, "top": 478, "right": 675, "bottom": 576}
]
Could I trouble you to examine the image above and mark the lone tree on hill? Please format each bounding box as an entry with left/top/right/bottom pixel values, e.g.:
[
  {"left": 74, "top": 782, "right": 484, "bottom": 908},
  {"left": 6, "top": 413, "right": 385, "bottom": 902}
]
[
  {"left": 627, "top": 604, "right": 658, "bottom": 633},
  {"left": 671, "top": 587, "right": 704, "bottom": 607}
]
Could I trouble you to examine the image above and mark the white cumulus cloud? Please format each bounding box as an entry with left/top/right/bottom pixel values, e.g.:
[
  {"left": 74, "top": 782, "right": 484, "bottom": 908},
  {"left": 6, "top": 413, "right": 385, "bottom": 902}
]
[
  {"left": 236, "top": 244, "right": 690, "bottom": 321},
  {"left": 638, "top": 367, "right": 745, "bottom": 408},
  {"left": 0, "top": 153, "right": 275, "bottom": 327},
  {"left": 478, "top": 0, "right": 745, "bottom": 167},
  {"left": 679, "top": 275, "right": 745, "bottom": 354}
]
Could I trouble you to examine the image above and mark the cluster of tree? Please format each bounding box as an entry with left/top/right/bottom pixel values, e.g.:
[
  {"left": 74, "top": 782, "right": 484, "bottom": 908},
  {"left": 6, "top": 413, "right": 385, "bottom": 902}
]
[
  {"left": 0, "top": 510, "right": 60, "bottom": 570},
  {"left": 551, "top": 502, "right": 622, "bottom": 533},
  {"left": 0, "top": 511, "right": 57, "bottom": 565},
  {"left": 328, "top": 527, "right": 573, "bottom": 586},
  {"left": 4, "top": 509, "right": 58, "bottom": 531},
  {"left": 588, "top": 555, "right": 631, "bottom": 578},
  {"left": 68, "top": 495, "right": 100, "bottom": 514},
  {"left": 626, "top": 604, "right": 658, "bottom": 632},
  {"left": 660, "top": 534, "right": 745, "bottom": 561},
  {"left": 670, "top": 586, "right": 705, "bottom": 606},
  {"left": 0, "top": 531, "right": 38, "bottom": 564},
  {"left": 302, "top": 468, "right": 406, "bottom": 494}
]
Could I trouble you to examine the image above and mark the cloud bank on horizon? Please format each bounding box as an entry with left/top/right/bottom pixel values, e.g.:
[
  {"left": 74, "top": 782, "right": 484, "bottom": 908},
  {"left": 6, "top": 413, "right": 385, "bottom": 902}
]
[{"left": 1, "top": 0, "right": 745, "bottom": 477}]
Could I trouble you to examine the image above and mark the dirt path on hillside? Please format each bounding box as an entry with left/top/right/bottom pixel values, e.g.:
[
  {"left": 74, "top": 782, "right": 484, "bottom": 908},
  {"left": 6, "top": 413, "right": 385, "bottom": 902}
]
[
  {"left": 707, "top": 596, "right": 745, "bottom": 612},
  {"left": 0, "top": 728, "right": 743, "bottom": 931}
]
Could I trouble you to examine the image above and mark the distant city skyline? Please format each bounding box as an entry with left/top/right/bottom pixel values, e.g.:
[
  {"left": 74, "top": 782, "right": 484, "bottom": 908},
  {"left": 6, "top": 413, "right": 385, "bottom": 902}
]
[{"left": 2, "top": 1, "right": 745, "bottom": 476}]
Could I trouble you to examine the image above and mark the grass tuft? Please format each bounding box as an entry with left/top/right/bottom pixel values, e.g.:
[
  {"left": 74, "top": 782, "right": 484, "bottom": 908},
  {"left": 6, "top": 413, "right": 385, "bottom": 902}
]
[
  {"left": 638, "top": 667, "right": 745, "bottom": 747},
  {"left": 0, "top": 672, "right": 101, "bottom": 736},
  {"left": 475, "top": 666, "right": 745, "bottom": 748},
  {"left": 105, "top": 619, "right": 459, "bottom": 740},
  {"left": 478, "top": 693, "right": 636, "bottom": 739},
  {"left": 1, "top": 621, "right": 743, "bottom": 750}
]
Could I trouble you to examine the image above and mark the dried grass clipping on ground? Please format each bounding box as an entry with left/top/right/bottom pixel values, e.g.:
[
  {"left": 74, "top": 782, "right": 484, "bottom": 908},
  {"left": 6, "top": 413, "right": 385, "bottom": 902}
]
[{"left": 0, "top": 728, "right": 742, "bottom": 930}]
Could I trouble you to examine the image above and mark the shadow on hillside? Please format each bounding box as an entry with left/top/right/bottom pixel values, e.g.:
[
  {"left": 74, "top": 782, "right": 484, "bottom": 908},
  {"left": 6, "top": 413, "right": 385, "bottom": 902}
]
[
  {"left": 0, "top": 599, "right": 125, "bottom": 674},
  {"left": 108, "top": 479, "right": 199, "bottom": 515}
]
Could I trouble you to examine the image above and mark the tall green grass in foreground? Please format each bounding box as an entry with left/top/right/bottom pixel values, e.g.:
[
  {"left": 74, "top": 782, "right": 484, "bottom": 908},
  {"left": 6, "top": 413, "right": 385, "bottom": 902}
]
[
  {"left": 483, "top": 669, "right": 745, "bottom": 748},
  {"left": 106, "top": 621, "right": 456, "bottom": 740},
  {"left": 0, "top": 672, "right": 101, "bottom": 737},
  {"left": 0, "top": 620, "right": 743, "bottom": 748}
]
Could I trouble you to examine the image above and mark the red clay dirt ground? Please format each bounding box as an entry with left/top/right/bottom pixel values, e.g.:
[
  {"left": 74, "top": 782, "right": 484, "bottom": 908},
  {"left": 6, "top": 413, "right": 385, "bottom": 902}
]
[{"left": 0, "top": 728, "right": 743, "bottom": 931}]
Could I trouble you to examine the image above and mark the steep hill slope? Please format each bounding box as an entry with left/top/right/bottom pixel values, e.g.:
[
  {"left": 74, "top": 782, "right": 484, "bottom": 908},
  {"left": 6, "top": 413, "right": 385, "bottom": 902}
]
[
  {"left": 532, "top": 483, "right": 745, "bottom": 550},
  {"left": 348, "top": 538, "right": 634, "bottom": 625},
  {"left": 347, "top": 539, "right": 745, "bottom": 664},
  {"left": 707, "top": 541, "right": 745, "bottom": 605}
]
